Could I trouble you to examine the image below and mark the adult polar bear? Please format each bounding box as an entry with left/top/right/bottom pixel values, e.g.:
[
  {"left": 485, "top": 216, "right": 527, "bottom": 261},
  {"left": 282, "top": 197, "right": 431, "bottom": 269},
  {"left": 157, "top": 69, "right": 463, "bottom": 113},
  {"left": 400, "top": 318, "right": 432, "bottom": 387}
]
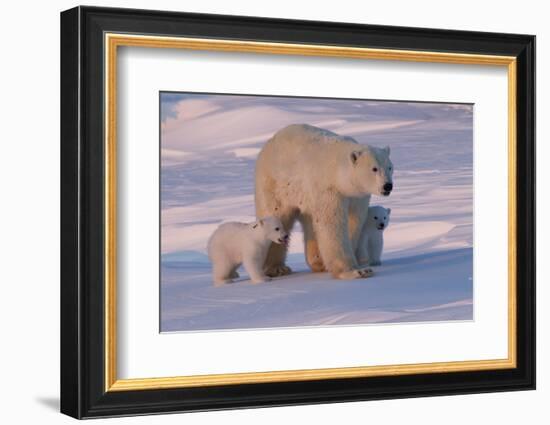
[{"left": 255, "top": 124, "right": 393, "bottom": 279}]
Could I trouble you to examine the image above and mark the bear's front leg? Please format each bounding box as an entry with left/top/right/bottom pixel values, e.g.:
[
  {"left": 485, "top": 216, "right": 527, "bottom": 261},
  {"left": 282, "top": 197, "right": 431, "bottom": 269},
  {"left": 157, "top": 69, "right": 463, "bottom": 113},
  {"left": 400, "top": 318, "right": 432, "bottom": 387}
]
[{"left": 314, "top": 194, "right": 373, "bottom": 280}]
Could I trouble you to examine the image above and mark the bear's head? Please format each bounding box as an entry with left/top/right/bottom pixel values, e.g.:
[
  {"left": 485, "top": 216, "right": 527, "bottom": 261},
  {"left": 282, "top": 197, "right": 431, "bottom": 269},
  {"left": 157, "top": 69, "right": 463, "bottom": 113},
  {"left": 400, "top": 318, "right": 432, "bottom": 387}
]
[
  {"left": 344, "top": 145, "right": 393, "bottom": 197},
  {"left": 255, "top": 216, "right": 290, "bottom": 247},
  {"left": 366, "top": 206, "right": 391, "bottom": 231}
]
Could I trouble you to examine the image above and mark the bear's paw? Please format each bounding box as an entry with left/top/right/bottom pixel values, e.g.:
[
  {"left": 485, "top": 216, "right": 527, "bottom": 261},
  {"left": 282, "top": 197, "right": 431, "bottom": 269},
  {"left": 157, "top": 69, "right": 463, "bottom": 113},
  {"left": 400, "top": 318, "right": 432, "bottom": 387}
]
[
  {"left": 336, "top": 267, "right": 374, "bottom": 280},
  {"left": 264, "top": 264, "right": 292, "bottom": 277}
]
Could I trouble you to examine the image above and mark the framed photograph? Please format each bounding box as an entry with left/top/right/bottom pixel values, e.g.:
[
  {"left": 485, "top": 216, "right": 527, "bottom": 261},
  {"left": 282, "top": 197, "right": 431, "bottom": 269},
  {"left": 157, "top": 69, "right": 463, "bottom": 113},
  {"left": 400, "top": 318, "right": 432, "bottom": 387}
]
[{"left": 60, "top": 6, "right": 535, "bottom": 419}]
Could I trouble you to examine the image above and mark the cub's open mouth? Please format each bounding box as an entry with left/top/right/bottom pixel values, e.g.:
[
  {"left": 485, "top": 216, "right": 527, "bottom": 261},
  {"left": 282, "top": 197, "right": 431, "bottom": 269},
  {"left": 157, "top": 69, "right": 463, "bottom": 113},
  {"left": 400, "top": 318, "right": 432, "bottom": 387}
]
[
  {"left": 382, "top": 191, "right": 391, "bottom": 196},
  {"left": 278, "top": 237, "right": 290, "bottom": 247}
]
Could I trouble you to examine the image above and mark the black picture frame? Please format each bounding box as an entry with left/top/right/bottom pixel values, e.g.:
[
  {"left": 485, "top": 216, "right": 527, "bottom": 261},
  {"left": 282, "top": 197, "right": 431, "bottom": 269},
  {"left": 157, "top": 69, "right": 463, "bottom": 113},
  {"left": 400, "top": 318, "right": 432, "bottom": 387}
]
[{"left": 60, "top": 5, "right": 535, "bottom": 419}]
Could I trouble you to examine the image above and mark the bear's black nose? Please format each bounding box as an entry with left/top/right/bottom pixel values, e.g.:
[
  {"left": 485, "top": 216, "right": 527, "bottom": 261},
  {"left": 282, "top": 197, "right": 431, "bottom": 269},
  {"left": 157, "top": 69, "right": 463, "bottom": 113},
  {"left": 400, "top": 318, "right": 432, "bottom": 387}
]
[{"left": 383, "top": 183, "right": 393, "bottom": 192}]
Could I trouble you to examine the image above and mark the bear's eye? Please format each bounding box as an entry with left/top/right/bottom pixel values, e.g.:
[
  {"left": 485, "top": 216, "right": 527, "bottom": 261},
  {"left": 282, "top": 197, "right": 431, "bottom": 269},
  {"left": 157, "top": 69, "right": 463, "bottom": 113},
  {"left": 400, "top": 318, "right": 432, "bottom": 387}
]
[
  {"left": 372, "top": 167, "right": 378, "bottom": 172},
  {"left": 389, "top": 166, "right": 392, "bottom": 170},
  {"left": 275, "top": 227, "right": 280, "bottom": 231},
  {"left": 374, "top": 216, "right": 378, "bottom": 220},
  {"left": 384, "top": 217, "right": 387, "bottom": 220}
]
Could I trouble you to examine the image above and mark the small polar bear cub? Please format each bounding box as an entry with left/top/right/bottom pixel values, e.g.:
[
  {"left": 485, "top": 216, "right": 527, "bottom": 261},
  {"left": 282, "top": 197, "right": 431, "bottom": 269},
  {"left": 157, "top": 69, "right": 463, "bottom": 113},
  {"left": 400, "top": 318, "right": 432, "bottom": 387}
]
[
  {"left": 362, "top": 206, "right": 391, "bottom": 266},
  {"left": 207, "top": 217, "right": 289, "bottom": 286}
]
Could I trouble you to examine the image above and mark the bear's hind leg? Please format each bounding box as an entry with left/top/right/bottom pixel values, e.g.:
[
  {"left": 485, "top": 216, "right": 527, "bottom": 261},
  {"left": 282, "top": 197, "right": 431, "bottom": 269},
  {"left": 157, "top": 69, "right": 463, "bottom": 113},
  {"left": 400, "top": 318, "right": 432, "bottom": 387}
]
[
  {"left": 255, "top": 177, "right": 293, "bottom": 277},
  {"left": 263, "top": 244, "right": 291, "bottom": 277},
  {"left": 263, "top": 212, "right": 296, "bottom": 277},
  {"left": 300, "top": 214, "right": 326, "bottom": 272},
  {"left": 229, "top": 266, "right": 240, "bottom": 279}
]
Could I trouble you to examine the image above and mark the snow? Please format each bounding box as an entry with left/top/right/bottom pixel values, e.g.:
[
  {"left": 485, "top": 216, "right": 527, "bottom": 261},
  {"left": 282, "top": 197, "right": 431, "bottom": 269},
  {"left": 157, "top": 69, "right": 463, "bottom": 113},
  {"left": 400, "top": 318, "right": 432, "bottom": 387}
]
[{"left": 160, "top": 94, "right": 473, "bottom": 332}]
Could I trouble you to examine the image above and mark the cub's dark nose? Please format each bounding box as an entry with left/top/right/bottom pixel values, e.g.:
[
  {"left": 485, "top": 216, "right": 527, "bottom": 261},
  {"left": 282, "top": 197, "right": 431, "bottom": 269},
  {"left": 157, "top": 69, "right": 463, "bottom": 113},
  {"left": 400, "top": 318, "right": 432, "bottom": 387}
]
[{"left": 383, "top": 183, "right": 393, "bottom": 192}]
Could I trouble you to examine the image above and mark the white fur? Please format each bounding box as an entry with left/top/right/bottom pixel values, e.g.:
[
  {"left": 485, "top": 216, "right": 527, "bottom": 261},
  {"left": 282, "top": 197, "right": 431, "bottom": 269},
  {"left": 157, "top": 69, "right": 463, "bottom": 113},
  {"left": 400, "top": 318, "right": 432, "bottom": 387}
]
[
  {"left": 207, "top": 217, "right": 288, "bottom": 286},
  {"left": 357, "top": 206, "right": 391, "bottom": 266},
  {"left": 255, "top": 124, "right": 393, "bottom": 279}
]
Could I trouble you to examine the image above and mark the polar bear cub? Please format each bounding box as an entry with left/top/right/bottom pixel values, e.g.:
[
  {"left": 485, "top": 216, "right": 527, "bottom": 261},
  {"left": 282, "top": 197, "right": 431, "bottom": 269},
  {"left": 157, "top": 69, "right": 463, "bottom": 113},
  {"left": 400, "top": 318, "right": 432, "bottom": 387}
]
[
  {"left": 207, "top": 217, "right": 289, "bottom": 286},
  {"left": 359, "top": 206, "right": 391, "bottom": 266}
]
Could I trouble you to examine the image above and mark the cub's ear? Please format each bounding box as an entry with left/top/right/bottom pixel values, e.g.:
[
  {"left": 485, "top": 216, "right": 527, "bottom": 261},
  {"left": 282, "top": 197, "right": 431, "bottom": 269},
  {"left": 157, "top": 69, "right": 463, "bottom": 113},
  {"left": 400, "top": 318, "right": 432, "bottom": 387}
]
[
  {"left": 350, "top": 151, "right": 362, "bottom": 164},
  {"left": 384, "top": 146, "right": 391, "bottom": 155},
  {"left": 387, "top": 208, "right": 391, "bottom": 215},
  {"left": 253, "top": 219, "right": 264, "bottom": 229}
]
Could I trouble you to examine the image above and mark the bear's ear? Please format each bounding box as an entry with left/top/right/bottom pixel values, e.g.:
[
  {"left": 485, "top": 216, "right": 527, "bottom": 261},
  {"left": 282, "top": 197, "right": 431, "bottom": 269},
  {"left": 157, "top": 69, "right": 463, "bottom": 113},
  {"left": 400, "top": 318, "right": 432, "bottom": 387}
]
[
  {"left": 350, "top": 151, "right": 362, "bottom": 164},
  {"left": 387, "top": 208, "right": 391, "bottom": 215},
  {"left": 383, "top": 146, "right": 391, "bottom": 155}
]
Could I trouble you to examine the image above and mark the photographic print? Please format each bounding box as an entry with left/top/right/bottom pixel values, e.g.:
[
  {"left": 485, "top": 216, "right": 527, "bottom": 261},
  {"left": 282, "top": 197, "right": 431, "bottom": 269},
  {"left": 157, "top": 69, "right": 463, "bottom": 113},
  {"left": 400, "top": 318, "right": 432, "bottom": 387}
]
[
  {"left": 61, "top": 9, "right": 535, "bottom": 417},
  {"left": 160, "top": 92, "right": 474, "bottom": 332}
]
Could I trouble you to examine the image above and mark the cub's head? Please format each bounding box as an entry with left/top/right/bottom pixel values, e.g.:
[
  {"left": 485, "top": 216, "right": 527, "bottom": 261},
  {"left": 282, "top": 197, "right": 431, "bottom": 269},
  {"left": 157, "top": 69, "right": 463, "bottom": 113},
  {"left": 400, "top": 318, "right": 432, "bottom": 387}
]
[
  {"left": 254, "top": 216, "right": 289, "bottom": 246},
  {"left": 366, "top": 206, "right": 391, "bottom": 231},
  {"left": 348, "top": 146, "right": 394, "bottom": 197}
]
